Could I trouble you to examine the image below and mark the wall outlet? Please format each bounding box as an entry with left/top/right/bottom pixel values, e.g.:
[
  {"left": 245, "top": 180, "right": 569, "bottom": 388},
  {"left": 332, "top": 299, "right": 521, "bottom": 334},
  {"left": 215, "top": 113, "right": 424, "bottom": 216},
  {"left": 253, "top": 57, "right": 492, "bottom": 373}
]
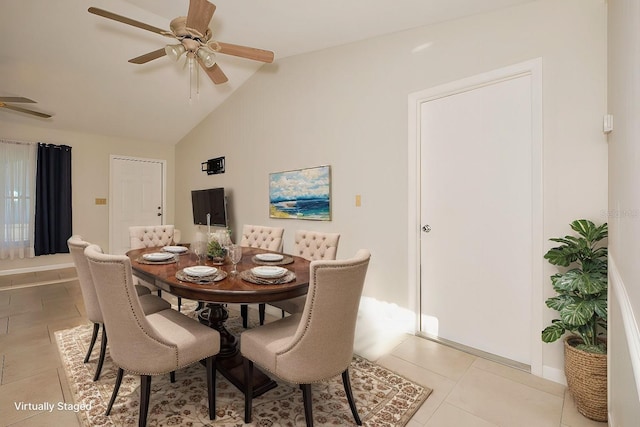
[{"left": 95, "top": 198, "right": 107, "bottom": 205}]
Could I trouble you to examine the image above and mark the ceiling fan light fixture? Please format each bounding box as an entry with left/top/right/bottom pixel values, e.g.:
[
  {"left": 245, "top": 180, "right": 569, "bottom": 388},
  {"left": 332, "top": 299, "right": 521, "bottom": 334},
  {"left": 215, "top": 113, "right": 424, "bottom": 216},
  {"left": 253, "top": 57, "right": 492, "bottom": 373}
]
[
  {"left": 196, "top": 48, "right": 216, "bottom": 68},
  {"left": 88, "top": 1, "right": 273, "bottom": 86},
  {"left": 165, "top": 44, "right": 186, "bottom": 61}
]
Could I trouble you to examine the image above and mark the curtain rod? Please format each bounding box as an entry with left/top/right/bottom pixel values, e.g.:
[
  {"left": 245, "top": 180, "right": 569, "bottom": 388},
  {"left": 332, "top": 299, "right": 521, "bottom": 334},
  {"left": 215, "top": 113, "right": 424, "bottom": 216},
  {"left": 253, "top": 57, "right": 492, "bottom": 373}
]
[{"left": 0, "top": 138, "right": 36, "bottom": 146}]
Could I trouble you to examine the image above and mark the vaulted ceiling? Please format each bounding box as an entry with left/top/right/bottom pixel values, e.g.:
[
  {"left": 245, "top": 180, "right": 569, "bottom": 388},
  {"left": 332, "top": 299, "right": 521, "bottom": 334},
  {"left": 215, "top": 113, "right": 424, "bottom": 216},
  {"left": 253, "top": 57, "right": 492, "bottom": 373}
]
[{"left": 0, "top": 0, "right": 534, "bottom": 144}]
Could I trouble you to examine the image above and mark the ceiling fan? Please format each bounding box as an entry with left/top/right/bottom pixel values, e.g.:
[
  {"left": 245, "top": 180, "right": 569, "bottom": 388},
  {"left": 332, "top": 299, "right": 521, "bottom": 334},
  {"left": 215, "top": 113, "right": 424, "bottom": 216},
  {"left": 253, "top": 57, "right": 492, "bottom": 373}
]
[
  {"left": 88, "top": 0, "right": 274, "bottom": 85},
  {"left": 0, "top": 97, "right": 52, "bottom": 118}
]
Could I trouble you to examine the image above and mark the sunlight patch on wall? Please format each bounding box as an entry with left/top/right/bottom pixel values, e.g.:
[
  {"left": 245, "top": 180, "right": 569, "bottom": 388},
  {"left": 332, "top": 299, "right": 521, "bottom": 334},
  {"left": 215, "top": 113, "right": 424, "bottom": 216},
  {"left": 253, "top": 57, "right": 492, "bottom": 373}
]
[{"left": 354, "top": 296, "right": 416, "bottom": 361}]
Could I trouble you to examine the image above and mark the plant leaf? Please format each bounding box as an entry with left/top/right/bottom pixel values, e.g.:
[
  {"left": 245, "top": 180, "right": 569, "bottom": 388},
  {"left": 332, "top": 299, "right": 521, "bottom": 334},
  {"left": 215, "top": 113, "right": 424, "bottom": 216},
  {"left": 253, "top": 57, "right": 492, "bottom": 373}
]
[
  {"left": 570, "top": 219, "right": 595, "bottom": 239},
  {"left": 542, "top": 322, "right": 565, "bottom": 343},
  {"left": 545, "top": 294, "right": 575, "bottom": 311},
  {"left": 575, "top": 271, "right": 608, "bottom": 295},
  {"left": 552, "top": 269, "right": 583, "bottom": 293},
  {"left": 560, "top": 301, "right": 595, "bottom": 326},
  {"left": 593, "top": 294, "right": 608, "bottom": 319},
  {"left": 544, "top": 246, "right": 578, "bottom": 266}
]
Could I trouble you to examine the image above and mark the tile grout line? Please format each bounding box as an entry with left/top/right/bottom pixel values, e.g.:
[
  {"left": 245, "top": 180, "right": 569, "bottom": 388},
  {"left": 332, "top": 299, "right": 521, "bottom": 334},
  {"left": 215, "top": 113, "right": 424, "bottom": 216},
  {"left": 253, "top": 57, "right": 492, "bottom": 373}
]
[
  {"left": 469, "top": 358, "right": 567, "bottom": 400},
  {"left": 0, "top": 277, "right": 79, "bottom": 292}
]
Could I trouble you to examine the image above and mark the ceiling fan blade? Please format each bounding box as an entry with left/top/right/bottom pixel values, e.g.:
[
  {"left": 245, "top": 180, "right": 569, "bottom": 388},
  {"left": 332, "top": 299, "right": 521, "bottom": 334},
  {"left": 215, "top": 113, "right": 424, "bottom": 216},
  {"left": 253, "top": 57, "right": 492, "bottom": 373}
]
[
  {"left": 129, "top": 48, "right": 167, "bottom": 64},
  {"left": 216, "top": 42, "right": 274, "bottom": 63},
  {"left": 88, "top": 7, "right": 167, "bottom": 35},
  {"left": 197, "top": 58, "right": 228, "bottom": 84},
  {"left": 0, "top": 97, "right": 36, "bottom": 103},
  {"left": 186, "top": 0, "right": 216, "bottom": 36},
  {"left": 0, "top": 103, "right": 52, "bottom": 118}
]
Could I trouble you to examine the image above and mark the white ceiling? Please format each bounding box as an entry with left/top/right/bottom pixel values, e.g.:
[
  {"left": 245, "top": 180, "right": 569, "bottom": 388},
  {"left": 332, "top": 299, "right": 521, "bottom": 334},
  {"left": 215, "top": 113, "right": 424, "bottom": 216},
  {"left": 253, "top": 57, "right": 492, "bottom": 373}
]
[{"left": 0, "top": 0, "right": 534, "bottom": 144}]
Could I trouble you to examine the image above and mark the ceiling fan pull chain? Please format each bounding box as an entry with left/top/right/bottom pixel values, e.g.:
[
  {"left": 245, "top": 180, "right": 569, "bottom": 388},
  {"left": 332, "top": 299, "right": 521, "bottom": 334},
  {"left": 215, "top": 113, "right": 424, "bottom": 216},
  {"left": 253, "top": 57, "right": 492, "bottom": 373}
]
[
  {"left": 189, "top": 55, "right": 194, "bottom": 102},
  {"left": 196, "top": 61, "right": 200, "bottom": 98}
]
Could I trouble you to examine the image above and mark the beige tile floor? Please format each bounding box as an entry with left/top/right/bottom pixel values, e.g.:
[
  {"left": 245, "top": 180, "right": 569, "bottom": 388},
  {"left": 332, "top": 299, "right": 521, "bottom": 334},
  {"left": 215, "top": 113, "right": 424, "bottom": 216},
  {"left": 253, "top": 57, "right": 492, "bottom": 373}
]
[{"left": 0, "top": 269, "right": 607, "bottom": 426}]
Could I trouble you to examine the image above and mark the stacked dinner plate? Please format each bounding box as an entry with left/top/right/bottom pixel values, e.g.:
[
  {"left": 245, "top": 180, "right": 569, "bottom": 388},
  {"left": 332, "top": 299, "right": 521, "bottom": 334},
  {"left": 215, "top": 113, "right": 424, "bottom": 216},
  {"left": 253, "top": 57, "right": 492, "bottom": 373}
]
[
  {"left": 254, "top": 253, "right": 284, "bottom": 262},
  {"left": 183, "top": 266, "right": 218, "bottom": 277},
  {"left": 162, "top": 245, "right": 188, "bottom": 254},
  {"left": 176, "top": 266, "right": 221, "bottom": 283},
  {"left": 142, "top": 252, "right": 175, "bottom": 262},
  {"left": 242, "top": 265, "right": 295, "bottom": 284},
  {"left": 250, "top": 266, "right": 288, "bottom": 279}
]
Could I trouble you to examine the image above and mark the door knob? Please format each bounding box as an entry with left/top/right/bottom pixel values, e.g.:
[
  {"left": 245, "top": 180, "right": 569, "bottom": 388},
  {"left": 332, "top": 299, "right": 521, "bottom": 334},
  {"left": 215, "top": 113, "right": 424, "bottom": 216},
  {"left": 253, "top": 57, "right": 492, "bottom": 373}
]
[{"left": 422, "top": 225, "right": 431, "bottom": 233}]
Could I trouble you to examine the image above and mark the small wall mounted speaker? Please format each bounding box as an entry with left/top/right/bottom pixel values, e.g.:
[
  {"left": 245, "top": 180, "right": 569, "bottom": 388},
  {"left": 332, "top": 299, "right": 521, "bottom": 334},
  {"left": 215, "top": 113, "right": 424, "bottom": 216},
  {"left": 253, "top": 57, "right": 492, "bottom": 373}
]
[{"left": 202, "top": 156, "right": 225, "bottom": 175}]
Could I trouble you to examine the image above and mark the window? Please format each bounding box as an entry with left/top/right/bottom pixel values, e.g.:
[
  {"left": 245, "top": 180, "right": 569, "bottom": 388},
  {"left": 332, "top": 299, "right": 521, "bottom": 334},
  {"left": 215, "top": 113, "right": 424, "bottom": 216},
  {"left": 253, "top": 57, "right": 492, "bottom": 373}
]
[{"left": 1, "top": 140, "right": 36, "bottom": 259}]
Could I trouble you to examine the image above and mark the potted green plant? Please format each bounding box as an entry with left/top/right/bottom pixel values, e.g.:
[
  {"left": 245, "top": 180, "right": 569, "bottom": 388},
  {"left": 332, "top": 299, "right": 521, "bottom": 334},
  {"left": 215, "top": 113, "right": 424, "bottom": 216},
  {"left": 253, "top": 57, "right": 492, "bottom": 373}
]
[
  {"left": 541, "top": 219, "right": 608, "bottom": 422},
  {"left": 207, "top": 239, "right": 226, "bottom": 264}
]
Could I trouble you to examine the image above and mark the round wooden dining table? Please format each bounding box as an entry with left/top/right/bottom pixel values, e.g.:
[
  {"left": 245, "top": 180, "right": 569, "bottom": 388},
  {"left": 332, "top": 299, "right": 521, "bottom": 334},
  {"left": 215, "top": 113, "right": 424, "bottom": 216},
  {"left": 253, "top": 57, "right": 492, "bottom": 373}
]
[{"left": 126, "top": 245, "right": 311, "bottom": 397}]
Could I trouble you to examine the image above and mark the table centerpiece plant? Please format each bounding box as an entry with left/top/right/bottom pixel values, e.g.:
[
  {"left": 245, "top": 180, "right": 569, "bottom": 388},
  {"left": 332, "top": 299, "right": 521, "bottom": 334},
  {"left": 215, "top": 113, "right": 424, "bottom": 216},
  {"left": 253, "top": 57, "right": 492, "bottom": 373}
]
[{"left": 207, "top": 239, "right": 227, "bottom": 264}]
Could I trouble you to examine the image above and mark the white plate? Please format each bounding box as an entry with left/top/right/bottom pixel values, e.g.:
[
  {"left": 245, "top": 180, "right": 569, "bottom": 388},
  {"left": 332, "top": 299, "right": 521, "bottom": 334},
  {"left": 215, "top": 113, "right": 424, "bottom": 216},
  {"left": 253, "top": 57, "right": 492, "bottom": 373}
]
[
  {"left": 251, "top": 266, "right": 288, "bottom": 279},
  {"left": 183, "top": 266, "right": 218, "bottom": 277},
  {"left": 163, "top": 245, "right": 188, "bottom": 254},
  {"left": 255, "top": 253, "right": 284, "bottom": 262},
  {"left": 143, "top": 252, "right": 174, "bottom": 261}
]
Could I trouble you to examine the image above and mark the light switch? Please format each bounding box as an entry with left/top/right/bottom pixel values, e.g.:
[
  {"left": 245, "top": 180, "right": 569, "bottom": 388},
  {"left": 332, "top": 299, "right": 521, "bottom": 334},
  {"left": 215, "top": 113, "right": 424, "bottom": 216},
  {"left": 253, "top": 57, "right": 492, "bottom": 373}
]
[
  {"left": 355, "top": 195, "right": 362, "bottom": 207},
  {"left": 95, "top": 198, "right": 107, "bottom": 205}
]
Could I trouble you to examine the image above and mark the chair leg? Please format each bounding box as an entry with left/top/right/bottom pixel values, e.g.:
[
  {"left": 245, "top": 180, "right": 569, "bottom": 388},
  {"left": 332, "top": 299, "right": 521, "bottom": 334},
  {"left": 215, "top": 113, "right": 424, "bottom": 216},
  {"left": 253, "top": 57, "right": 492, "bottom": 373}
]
[
  {"left": 177, "top": 297, "right": 182, "bottom": 312},
  {"left": 84, "top": 323, "right": 100, "bottom": 363},
  {"left": 157, "top": 289, "right": 162, "bottom": 297},
  {"left": 94, "top": 326, "right": 108, "bottom": 381},
  {"left": 243, "top": 358, "right": 254, "bottom": 423},
  {"left": 206, "top": 356, "right": 216, "bottom": 420},
  {"left": 241, "top": 304, "right": 249, "bottom": 328},
  {"left": 342, "top": 369, "right": 362, "bottom": 425},
  {"left": 106, "top": 368, "right": 124, "bottom": 416},
  {"left": 281, "top": 309, "right": 286, "bottom": 318},
  {"left": 259, "top": 304, "right": 265, "bottom": 325},
  {"left": 301, "top": 383, "right": 314, "bottom": 427},
  {"left": 170, "top": 371, "right": 176, "bottom": 383},
  {"left": 139, "top": 375, "right": 152, "bottom": 427}
]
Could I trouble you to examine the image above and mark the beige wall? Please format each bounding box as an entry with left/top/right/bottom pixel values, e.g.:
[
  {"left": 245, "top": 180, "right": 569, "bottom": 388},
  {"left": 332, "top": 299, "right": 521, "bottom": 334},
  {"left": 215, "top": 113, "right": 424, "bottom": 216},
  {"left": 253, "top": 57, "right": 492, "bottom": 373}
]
[
  {"left": 607, "top": 0, "right": 640, "bottom": 422},
  {"left": 0, "top": 122, "right": 175, "bottom": 272},
  {"left": 175, "top": 0, "right": 608, "bottom": 380}
]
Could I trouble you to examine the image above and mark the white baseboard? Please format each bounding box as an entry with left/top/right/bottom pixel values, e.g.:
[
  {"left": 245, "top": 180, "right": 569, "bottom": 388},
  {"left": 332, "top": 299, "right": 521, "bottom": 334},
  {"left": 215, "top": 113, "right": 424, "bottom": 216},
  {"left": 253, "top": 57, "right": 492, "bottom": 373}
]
[{"left": 0, "top": 263, "right": 75, "bottom": 276}]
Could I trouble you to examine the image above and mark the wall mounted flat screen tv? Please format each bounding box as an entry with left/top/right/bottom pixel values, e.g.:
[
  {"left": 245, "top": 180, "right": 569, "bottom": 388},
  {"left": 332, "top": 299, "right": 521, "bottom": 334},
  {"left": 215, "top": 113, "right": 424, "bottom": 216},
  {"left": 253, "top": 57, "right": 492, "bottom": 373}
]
[{"left": 191, "top": 187, "right": 227, "bottom": 226}]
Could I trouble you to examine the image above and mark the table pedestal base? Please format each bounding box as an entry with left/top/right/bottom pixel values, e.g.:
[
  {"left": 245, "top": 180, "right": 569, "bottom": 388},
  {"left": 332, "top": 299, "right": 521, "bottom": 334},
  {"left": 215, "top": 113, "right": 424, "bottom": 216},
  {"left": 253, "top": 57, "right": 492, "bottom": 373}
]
[{"left": 198, "top": 303, "right": 277, "bottom": 397}]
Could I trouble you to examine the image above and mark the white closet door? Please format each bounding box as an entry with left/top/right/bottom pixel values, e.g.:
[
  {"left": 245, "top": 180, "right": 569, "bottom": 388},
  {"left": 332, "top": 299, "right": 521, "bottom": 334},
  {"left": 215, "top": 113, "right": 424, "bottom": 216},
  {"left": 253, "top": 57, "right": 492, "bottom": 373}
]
[
  {"left": 110, "top": 156, "right": 165, "bottom": 255},
  {"left": 419, "top": 74, "right": 533, "bottom": 365}
]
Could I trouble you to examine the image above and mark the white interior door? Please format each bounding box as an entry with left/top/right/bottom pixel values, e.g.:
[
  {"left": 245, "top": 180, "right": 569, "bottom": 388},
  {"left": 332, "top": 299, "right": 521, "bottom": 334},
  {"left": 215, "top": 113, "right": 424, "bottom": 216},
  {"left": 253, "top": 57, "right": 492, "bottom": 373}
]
[
  {"left": 109, "top": 156, "right": 165, "bottom": 255},
  {"left": 419, "top": 73, "right": 536, "bottom": 366}
]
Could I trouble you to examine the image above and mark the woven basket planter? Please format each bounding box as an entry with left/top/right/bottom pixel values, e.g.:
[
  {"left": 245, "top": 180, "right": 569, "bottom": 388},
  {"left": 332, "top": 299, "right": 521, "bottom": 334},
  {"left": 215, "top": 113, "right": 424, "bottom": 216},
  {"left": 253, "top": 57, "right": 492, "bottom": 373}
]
[{"left": 564, "top": 336, "right": 607, "bottom": 422}]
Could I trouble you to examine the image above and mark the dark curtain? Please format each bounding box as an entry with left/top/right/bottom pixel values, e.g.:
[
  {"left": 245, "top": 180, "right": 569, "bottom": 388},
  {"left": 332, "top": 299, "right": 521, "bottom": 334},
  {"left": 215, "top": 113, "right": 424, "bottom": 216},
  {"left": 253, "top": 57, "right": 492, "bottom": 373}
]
[{"left": 34, "top": 143, "right": 72, "bottom": 255}]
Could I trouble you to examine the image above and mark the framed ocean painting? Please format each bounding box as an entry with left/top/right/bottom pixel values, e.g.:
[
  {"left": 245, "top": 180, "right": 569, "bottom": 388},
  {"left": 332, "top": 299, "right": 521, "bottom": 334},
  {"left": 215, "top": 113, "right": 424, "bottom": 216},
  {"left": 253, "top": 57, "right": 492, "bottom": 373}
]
[{"left": 269, "top": 165, "right": 331, "bottom": 220}]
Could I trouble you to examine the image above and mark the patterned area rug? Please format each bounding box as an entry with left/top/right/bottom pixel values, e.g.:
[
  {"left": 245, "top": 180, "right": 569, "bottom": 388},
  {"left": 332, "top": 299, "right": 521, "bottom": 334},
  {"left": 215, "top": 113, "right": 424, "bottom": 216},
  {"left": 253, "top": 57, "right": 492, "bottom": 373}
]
[{"left": 55, "top": 313, "right": 431, "bottom": 426}]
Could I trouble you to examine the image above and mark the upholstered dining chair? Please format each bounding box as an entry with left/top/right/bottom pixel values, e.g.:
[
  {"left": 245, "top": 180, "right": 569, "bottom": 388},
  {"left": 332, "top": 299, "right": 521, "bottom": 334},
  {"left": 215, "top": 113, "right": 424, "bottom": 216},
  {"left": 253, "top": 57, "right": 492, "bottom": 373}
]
[
  {"left": 129, "top": 225, "right": 175, "bottom": 249},
  {"left": 269, "top": 230, "right": 340, "bottom": 316},
  {"left": 241, "top": 249, "right": 371, "bottom": 426},
  {"left": 239, "top": 224, "right": 285, "bottom": 327},
  {"left": 67, "top": 235, "right": 171, "bottom": 381},
  {"left": 128, "top": 225, "right": 184, "bottom": 310},
  {"left": 84, "top": 244, "right": 220, "bottom": 427}
]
